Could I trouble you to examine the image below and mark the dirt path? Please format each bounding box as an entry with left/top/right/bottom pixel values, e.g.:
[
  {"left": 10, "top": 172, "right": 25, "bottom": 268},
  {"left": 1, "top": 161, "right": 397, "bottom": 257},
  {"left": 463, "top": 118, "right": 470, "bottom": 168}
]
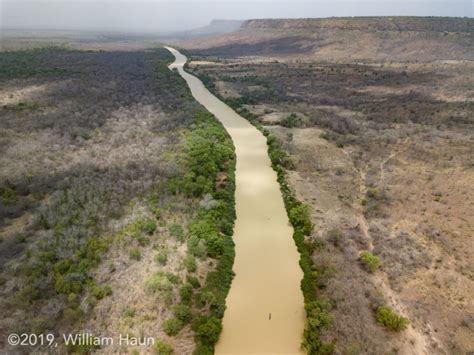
[{"left": 165, "top": 47, "right": 305, "bottom": 354}]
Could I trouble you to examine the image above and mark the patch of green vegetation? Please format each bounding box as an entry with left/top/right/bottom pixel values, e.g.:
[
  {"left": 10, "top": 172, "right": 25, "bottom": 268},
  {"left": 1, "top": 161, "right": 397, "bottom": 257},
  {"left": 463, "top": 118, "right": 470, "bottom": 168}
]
[
  {"left": 363, "top": 187, "right": 388, "bottom": 217},
  {"left": 179, "top": 282, "right": 194, "bottom": 304},
  {"left": 0, "top": 184, "right": 18, "bottom": 204},
  {"left": 145, "top": 272, "right": 173, "bottom": 294},
  {"left": 184, "top": 254, "right": 197, "bottom": 272},
  {"left": 169, "top": 223, "right": 185, "bottom": 241},
  {"left": 145, "top": 272, "right": 173, "bottom": 305},
  {"left": 173, "top": 304, "right": 193, "bottom": 324},
  {"left": 281, "top": 113, "right": 304, "bottom": 128},
  {"left": 154, "top": 340, "right": 174, "bottom": 355},
  {"left": 0, "top": 46, "right": 75, "bottom": 79},
  {"left": 163, "top": 317, "right": 184, "bottom": 336},
  {"left": 186, "top": 275, "right": 201, "bottom": 289},
  {"left": 289, "top": 203, "right": 314, "bottom": 236},
  {"left": 126, "top": 217, "right": 157, "bottom": 237},
  {"left": 375, "top": 306, "right": 409, "bottom": 331},
  {"left": 327, "top": 229, "right": 343, "bottom": 248},
  {"left": 156, "top": 251, "right": 168, "bottom": 265},
  {"left": 302, "top": 298, "right": 336, "bottom": 354},
  {"left": 166, "top": 110, "right": 236, "bottom": 352},
  {"left": 90, "top": 284, "right": 112, "bottom": 300},
  {"left": 359, "top": 250, "right": 381, "bottom": 273},
  {"left": 187, "top": 235, "right": 208, "bottom": 258},
  {"left": 128, "top": 248, "right": 141, "bottom": 260},
  {"left": 2, "top": 101, "right": 39, "bottom": 112},
  {"left": 165, "top": 272, "right": 180, "bottom": 285},
  {"left": 433, "top": 191, "right": 443, "bottom": 202},
  {"left": 123, "top": 307, "right": 136, "bottom": 318},
  {"left": 193, "top": 316, "right": 222, "bottom": 347}
]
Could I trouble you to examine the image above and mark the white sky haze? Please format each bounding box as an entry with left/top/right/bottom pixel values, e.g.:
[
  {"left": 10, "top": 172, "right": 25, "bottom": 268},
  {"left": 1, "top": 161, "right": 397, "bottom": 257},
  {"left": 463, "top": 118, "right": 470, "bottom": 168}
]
[{"left": 1, "top": 0, "right": 472, "bottom": 32}]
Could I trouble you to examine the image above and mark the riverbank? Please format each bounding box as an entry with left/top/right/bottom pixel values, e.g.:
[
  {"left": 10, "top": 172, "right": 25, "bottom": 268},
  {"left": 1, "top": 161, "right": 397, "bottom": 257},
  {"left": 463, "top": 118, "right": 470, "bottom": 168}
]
[{"left": 165, "top": 47, "right": 305, "bottom": 354}]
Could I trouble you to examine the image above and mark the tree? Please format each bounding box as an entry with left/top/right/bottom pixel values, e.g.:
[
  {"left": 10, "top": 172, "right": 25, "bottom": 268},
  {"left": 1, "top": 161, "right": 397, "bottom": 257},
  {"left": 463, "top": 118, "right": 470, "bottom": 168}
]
[
  {"left": 195, "top": 316, "right": 222, "bottom": 345},
  {"left": 173, "top": 304, "right": 193, "bottom": 324},
  {"left": 289, "top": 203, "right": 313, "bottom": 235}
]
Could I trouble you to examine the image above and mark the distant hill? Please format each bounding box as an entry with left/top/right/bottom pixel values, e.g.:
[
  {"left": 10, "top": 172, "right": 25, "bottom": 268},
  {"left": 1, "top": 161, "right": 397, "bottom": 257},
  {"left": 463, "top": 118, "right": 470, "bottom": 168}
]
[
  {"left": 180, "top": 17, "right": 474, "bottom": 62},
  {"left": 242, "top": 17, "right": 474, "bottom": 33}
]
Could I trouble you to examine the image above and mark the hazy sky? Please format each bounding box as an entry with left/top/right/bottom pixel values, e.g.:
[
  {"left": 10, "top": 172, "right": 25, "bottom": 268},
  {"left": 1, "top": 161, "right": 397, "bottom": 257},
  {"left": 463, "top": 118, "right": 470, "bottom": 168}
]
[{"left": 1, "top": 0, "right": 472, "bottom": 32}]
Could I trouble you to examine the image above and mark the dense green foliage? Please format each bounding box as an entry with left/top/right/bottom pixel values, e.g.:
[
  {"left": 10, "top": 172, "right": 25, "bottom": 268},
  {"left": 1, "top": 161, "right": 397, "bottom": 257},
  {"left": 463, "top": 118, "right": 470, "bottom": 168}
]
[
  {"left": 169, "top": 224, "right": 185, "bottom": 241},
  {"left": 302, "top": 299, "right": 336, "bottom": 354},
  {"left": 173, "top": 304, "right": 194, "bottom": 324},
  {"left": 375, "top": 306, "right": 409, "bottom": 331},
  {"left": 194, "top": 316, "right": 223, "bottom": 345},
  {"left": 0, "top": 183, "right": 18, "bottom": 204},
  {"left": 180, "top": 112, "right": 236, "bottom": 353},
  {"left": 163, "top": 317, "right": 184, "bottom": 336},
  {"left": 0, "top": 46, "right": 74, "bottom": 79},
  {"left": 90, "top": 284, "right": 112, "bottom": 300},
  {"left": 154, "top": 340, "right": 174, "bottom": 355},
  {"left": 156, "top": 110, "right": 236, "bottom": 351},
  {"left": 359, "top": 250, "right": 381, "bottom": 273}
]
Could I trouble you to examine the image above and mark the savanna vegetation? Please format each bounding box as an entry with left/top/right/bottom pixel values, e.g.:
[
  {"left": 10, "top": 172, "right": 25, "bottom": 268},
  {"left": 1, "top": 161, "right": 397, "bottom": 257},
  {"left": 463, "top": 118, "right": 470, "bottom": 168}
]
[
  {"left": 183, "top": 16, "right": 474, "bottom": 354},
  {"left": 0, "top": 44, "right": 236, "bottom": 354}
]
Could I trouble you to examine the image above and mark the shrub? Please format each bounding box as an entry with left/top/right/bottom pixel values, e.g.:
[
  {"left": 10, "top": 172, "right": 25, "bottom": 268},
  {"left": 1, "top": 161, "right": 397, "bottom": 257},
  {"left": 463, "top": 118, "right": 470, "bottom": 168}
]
[
  {"left": 186, "top": 275, "right": 201, "bottom": 288},
  {"left": 302, "top": 299, "right": 335, "bottom": 354},
  {"left": 123, "top": 307, "right": 136, "bottom": 318},
  {"left": 129, "top": 248, "right": 141, "bottom": 261},
  {"left": 289, "top": 203, "right": 313, "bottom": 235},
  {"left": 143, "top": 219, "right": 157, "bottom": 235},
  {"left": 145, "top": 273, "right": 173, "bottom": 294},
  {"left": 180, "top": 282, "right": 193, "bottom": 304},
  {"left": 205, "top": 234, "right": 225, "bottom": 258},
  {"left": 0, "top": 185, "right": 17, "bottom": 204},
  {"left": 54, "top": 275, "right": 84, "bottom": 294},
  {"left": 91, "top": 285, "right": 112, "bottom": 300},
  {"left": 192, "top": 344, "right": 213, "bottom": 355},
  {"left": 154, "top": 340, "right": 173, "bottom": 355},
  {"left": 281, "top": 113, "right": 303, "bottom": 128},
  {"left": 156, "top": 251, "right": 168, "bottom": 265},
  {"left": 187, "top": 235, "right": 207, "bottom": 258},
  {"left": 359, "top": 250, "right": 380, "bottom": 273},
  {"left": 165, "top": 272, "right": 180, "bottom": 284},
  {"left": 128, "top": 217, "right": 156, "bottom": 238},
  {"left": 189, "top": 220, "right": 215, "bottom": 240},
  {"left": 173, "top": 304, "right": 193, "bottom": 324},
  {"left": 195, "top": 316, "right": 222, "bottom": 345},
  {"left": 184, "top": 254, "right": 197, "bottom": 273},
  {"left": 375, "top": 306, "right": 409, "bottom": 331},
  {"left": 169, "top": 224, "right": 185, "bottom": 241},
  {"left": 327, "top": 229, "right": 343, "bottom": 247},
  {"left": 197, "top": 291, "right": 217, "bottom": 309},
  {"left": 163, "top": 317, "right": 184, "bottom": 336}
]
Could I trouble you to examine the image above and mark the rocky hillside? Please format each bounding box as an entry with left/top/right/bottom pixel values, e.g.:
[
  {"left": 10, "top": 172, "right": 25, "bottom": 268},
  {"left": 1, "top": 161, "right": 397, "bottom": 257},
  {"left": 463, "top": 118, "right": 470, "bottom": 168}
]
[
  {"left": 242, "top": 17, "right": 474, "bottom": 33},
  {"left": 179, "top": 17, "right": 474, "bottom": 62}
]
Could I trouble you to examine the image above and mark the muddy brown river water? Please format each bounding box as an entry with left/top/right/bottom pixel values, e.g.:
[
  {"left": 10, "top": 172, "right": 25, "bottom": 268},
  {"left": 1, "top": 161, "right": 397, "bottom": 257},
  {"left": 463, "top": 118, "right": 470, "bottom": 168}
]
[{"left": 165, "top": 47, "right": 304, "bottom": 354}]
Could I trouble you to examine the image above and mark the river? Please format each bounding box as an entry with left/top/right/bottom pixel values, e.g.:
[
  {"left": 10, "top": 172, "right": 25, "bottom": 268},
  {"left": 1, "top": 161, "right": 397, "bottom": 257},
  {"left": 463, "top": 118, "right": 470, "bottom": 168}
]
[{"left": 165, "top": 46, "right": 304, "bottom": 355}]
